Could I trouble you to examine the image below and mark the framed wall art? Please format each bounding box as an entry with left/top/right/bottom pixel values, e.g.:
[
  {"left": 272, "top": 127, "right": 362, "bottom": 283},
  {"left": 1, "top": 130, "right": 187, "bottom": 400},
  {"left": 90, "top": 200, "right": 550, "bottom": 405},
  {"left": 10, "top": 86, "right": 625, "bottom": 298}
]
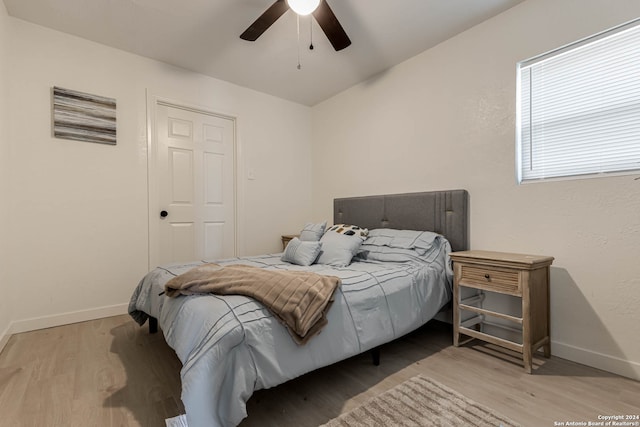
[{"left": 52, "top": 86, "right": 116, "bottom": 145}]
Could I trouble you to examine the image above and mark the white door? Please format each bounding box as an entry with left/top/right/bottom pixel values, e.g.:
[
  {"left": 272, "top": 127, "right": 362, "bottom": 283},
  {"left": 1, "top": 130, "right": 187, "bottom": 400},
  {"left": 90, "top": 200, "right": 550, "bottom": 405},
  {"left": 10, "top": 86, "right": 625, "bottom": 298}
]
[{"left": 153, "top": 103, "right": 236, "bottom": 265}]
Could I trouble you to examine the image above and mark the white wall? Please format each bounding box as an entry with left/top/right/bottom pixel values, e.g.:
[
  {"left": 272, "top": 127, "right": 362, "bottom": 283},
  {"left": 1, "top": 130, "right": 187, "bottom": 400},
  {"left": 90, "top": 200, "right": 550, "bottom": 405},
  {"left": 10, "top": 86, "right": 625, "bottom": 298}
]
[
  {"left": 312, "top": 0, "right": 640, "bottom": 380},
  {"left": 3, "top": 17, "right": 312, "bottom": 333},
  {"left": 4, "top": 0, "right": 639, "bottom": 382},
  {"left": 0, "top": 1, "right": 11, "bottom": 350}
]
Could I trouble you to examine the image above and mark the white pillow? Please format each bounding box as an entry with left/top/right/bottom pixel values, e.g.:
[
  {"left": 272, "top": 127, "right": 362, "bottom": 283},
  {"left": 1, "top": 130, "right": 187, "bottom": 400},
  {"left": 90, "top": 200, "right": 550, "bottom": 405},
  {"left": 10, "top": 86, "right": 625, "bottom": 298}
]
[
  {"left": 281, "top": 237, "right": 322, "bottom": 266},
  {"left": 325, "top": 224, "right": 369, "bottom": 240}
]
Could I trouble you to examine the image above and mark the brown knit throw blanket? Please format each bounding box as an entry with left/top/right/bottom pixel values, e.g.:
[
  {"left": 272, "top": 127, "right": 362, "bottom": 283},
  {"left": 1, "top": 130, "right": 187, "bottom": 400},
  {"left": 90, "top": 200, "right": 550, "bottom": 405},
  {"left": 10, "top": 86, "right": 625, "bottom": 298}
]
[{"left": 164, "top": 263, "right": 341, "bottom": 344}]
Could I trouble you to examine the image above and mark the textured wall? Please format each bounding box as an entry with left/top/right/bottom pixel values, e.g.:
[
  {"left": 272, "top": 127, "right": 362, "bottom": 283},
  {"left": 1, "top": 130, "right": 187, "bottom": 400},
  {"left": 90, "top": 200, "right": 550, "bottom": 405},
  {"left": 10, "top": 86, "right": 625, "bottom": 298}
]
[
  {"left": 0, "top": 1, "right": 11, "bottom": 347},
  {"left": 312, "top": 0, "right": 640, "bottom": 379}
]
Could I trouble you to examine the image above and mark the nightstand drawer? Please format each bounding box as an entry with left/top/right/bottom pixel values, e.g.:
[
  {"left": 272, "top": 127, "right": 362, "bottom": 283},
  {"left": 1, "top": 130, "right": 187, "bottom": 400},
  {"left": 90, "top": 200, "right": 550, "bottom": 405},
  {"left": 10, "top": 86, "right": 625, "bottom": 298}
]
[{"left": 459, "top": 265, "right": 520, "bottom": 295}]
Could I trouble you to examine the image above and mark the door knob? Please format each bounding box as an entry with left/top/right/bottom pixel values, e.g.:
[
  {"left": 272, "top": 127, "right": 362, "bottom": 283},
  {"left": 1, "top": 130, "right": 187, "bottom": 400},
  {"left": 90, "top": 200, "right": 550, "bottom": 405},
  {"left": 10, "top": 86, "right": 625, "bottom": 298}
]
[{"left": 160, "top": 210, "right": 168, "bottom": 218}]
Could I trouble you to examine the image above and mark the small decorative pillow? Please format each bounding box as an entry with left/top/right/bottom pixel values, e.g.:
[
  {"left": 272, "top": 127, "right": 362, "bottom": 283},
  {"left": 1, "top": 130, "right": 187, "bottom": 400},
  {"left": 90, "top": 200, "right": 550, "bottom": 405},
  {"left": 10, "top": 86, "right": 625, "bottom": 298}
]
[
  {"left": 299, "top": 221, "right": 327, "bottom": 242},
  {"left": 281, "top": 237, "right": 322, "bottom": 266},
  {"left": 326, "top": 224, "right": 369, "bottom": 241},
  {"left": 315, "top": 227, "right": 365, "bottom": 267}
]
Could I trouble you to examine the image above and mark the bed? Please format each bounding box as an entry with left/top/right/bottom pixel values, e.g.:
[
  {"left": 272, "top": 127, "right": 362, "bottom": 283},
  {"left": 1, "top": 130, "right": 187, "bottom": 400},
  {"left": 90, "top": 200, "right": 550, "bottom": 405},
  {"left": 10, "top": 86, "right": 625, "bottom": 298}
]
[{"left": 128, "top": 189, "right": 469, "bottom": 427}]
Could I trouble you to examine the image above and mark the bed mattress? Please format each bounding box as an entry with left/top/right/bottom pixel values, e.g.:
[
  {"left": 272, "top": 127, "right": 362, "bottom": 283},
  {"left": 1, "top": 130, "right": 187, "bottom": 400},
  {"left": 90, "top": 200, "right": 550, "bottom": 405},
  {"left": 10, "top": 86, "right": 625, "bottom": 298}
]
[{"left": 129, "top": 240, "right": 452, "bottom": 427}]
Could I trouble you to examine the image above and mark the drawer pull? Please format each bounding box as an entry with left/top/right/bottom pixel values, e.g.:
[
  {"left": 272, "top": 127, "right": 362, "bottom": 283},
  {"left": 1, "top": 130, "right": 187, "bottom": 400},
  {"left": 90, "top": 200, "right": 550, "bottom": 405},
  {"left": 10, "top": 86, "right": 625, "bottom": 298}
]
[{"left": 484, "top": 274, "right": 490, "bottom": 280}]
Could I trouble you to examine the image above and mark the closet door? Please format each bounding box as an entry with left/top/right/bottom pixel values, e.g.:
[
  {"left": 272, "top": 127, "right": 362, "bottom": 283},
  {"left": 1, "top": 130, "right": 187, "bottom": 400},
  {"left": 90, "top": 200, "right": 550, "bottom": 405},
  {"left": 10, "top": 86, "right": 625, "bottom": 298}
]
[{"left": 153, "top": 102, "right": 236, "bottom": 265}]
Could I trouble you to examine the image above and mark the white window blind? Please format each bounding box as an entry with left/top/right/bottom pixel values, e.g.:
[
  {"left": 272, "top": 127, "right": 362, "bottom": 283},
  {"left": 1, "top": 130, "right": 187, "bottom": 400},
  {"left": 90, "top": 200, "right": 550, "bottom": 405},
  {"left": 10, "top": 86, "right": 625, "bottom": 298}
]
[{"left": 516, "top": 19, "right": 640, "bottom": 183}]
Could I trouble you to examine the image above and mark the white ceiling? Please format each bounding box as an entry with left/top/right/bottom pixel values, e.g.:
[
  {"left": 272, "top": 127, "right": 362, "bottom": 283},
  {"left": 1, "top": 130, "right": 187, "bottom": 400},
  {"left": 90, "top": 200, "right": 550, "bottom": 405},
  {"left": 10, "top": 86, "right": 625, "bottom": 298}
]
[{"left": 3, "top": 0, "right": 525, "bottom": 106}]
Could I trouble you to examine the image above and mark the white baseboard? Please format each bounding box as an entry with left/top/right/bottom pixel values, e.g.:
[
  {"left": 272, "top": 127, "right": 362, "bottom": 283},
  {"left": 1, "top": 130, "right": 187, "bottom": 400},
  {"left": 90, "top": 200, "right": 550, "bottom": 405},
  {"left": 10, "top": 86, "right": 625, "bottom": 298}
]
[
  {"left": 8, "top": 303, "right": 129, "bottom": 336},
  {"left": 552, "top": 340, "right": 640, "bottom": 381},
  {"left": 0, "top": 323, "right": 11, "bottom": 354}
]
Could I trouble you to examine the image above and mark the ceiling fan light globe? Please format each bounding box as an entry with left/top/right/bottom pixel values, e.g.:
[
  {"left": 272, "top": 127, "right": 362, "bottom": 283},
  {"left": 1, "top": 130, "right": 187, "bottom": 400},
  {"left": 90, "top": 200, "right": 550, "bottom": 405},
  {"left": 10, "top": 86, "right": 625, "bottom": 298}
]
[{"left": 287, "top": 0, "right": 320, "bottom": 16}]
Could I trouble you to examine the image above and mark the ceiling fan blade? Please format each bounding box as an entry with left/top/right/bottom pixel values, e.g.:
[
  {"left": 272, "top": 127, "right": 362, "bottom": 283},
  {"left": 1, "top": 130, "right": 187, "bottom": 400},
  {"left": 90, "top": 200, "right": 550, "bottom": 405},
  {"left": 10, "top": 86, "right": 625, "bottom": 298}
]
[
  {"left": 240, "top": 0, "right": 289, "bottom": 42},
  {"left": 312, "top": 0, "right": 351, "bottom": 51}
]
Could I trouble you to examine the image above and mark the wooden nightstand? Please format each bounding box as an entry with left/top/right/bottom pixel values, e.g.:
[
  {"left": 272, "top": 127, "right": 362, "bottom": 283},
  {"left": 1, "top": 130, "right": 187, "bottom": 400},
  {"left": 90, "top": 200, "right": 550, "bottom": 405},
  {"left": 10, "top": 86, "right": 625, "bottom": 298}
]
[
  {"left": 450, "top": 250, "right": 554, "bottom": 373},
  {"left": 281, "top": 234, "right": 298, "bottom": 251}
]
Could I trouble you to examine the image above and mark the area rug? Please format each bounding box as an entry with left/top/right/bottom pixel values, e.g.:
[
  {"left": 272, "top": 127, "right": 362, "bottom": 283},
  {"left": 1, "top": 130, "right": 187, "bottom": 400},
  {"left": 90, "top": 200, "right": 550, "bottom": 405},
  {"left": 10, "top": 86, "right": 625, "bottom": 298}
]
[
  {"left": 320, "top": 375, "right": 521, "bottom": 427},
  {"left": 166, "top": 375, "right": 520, "bottom": 427}
]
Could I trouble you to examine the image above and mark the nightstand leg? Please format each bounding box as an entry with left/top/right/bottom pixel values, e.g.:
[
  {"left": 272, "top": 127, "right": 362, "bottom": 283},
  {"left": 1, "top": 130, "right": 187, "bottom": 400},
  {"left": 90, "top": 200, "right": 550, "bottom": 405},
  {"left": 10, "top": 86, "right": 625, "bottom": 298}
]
[
  {"left": 543, "top": 341, "right": 551, "bottom": 358},
  {"left": 523, "top": 347, "right": 532, "bottom": 374},
  {"left": 452, "top": 263, "right": 461, "bottom": 347}
]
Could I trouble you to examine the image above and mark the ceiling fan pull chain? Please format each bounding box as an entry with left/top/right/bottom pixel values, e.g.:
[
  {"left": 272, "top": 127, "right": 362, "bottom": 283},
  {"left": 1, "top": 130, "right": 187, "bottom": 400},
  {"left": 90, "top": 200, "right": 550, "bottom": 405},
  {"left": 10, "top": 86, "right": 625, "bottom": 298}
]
[
  {"left": 309, "top": 18, "right": 314, "bottom": 50},
  {"left": 296, "top": 14, "right": 302, "bottom": 70}
]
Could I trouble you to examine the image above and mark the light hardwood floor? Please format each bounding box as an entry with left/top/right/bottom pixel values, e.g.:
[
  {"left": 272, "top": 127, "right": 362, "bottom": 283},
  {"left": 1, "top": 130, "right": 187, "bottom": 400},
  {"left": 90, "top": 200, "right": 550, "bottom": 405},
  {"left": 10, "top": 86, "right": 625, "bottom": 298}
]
[{"left": 0, "top": 315, "right": 638, "bottom": 427}]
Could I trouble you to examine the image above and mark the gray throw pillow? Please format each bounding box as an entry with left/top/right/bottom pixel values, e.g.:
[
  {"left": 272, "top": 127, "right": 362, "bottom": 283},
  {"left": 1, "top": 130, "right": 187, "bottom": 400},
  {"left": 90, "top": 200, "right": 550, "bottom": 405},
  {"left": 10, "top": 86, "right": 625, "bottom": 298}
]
[
  {"left": 315, "top": 230, "right": 363, "bottom": 267},
  {"left": 299, "top": 221, "right": 327, "bottom": 241},
  {"left": 281, "top": 237, "right": 322, "bottom": 266}
]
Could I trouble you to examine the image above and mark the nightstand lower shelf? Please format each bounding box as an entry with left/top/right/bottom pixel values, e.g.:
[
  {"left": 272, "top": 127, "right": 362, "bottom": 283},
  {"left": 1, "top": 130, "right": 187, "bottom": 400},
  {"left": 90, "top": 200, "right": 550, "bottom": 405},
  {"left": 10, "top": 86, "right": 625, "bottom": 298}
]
[{"left": 458, "top": 325, "right": 523, "bottom": 353}]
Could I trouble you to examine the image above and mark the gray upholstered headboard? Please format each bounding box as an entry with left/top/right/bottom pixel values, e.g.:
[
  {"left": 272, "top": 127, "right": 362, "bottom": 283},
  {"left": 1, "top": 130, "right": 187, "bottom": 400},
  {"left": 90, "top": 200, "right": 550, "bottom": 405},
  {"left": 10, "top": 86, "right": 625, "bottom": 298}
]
[{"left": 334, "top": 190, "right": 469, "bottom": 252}]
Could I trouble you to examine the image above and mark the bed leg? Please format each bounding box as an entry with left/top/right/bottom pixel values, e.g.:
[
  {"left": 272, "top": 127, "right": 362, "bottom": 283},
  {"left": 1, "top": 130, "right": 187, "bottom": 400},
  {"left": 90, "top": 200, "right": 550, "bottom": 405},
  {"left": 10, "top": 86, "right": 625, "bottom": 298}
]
[
  {"left": 371, "top": 347, "right": 380, "bottom": 366},
  {"left": 148, "top": 317, "right": 158, "bottom": 334}
]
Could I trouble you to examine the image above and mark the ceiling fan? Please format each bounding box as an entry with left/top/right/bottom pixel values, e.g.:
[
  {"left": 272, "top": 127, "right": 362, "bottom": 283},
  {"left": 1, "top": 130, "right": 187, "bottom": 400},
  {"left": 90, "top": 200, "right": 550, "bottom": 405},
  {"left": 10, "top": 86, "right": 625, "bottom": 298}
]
[{"left": 240, "top": 0, "right": 351, "bottom": 51}]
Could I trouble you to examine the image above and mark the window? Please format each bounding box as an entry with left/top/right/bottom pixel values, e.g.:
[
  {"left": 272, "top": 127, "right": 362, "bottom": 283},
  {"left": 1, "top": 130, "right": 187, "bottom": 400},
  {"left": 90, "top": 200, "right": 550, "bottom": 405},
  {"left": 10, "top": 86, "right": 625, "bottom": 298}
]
[{"left": 516, "top": 19, "right": 640, "bottom": 183}]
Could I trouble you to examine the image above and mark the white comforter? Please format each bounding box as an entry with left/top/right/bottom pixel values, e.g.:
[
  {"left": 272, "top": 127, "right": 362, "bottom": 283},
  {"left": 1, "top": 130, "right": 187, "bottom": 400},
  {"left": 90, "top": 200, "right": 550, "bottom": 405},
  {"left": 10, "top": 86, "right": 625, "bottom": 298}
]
[{"left": 129, "top": 238, "right": 451, "bottom": 427}]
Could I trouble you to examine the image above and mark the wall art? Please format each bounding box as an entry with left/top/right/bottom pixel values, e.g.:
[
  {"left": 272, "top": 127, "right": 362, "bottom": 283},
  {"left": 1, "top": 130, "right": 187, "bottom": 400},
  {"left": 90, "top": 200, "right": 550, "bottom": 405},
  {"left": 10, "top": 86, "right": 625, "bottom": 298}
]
[{"left": 52, "top": 86, "right": 116, "bottom": 145}]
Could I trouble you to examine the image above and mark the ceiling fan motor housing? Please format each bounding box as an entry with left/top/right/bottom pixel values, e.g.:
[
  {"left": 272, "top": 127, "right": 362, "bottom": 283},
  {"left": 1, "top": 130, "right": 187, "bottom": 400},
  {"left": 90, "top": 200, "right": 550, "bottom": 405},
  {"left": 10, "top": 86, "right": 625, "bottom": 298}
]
[{"left": 240, "top": 0, "right": 351, "bottom": 51}]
